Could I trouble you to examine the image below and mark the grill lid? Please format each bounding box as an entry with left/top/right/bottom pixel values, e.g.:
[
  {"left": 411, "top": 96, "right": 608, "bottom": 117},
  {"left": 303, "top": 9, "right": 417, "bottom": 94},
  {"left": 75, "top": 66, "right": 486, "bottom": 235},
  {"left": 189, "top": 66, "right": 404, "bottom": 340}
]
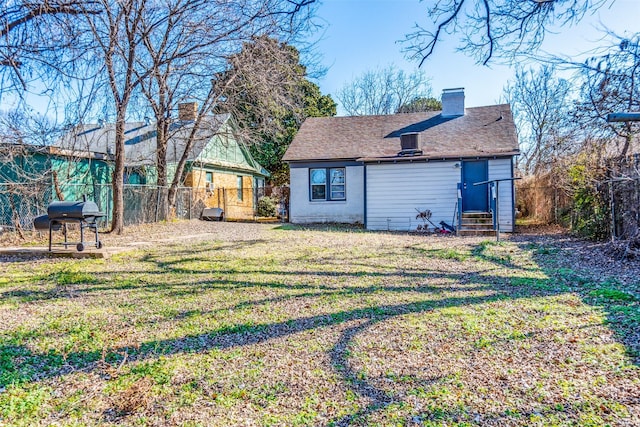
[{"left": 47, "top": 201, "right": 103, "bottom": 219}]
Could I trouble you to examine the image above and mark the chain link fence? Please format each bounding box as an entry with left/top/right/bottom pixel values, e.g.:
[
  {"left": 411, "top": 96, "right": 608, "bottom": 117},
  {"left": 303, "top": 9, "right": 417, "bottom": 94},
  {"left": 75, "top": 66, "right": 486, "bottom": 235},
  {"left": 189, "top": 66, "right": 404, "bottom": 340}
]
[
  {"left": 0, "top": 184, "right": 290, "bottom": 232},
  {"left": 0, "top": 183, "right": 52, "bottom": 232},
  {"left": 195, "top": 185, "right": 289, "bottom": 220},
  {"left": 0, "top": 184, "right": 195, "bottom": 231},
  {"left": 607, "top": 159, "right": 640, "bottom": 240},
  {"left": 516, "top": 155, "right": 640, "bottom": 241}
]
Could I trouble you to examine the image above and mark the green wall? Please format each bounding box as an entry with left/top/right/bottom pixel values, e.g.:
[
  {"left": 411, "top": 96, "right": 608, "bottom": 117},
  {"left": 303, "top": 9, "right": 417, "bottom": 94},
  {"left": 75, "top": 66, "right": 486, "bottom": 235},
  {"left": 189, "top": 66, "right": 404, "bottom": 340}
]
[
  {"left": 0, "top": 149, "right": 113, "bottom": 225},
  {"left": 197, "top": 122, "right": 261, "bottom": 171}
]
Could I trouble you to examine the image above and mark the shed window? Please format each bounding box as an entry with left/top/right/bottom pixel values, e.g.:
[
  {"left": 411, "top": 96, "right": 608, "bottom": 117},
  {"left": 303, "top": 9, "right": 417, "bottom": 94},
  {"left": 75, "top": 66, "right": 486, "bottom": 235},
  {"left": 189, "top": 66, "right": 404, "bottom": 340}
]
[
  {"left": 310, "top": 168, "right": 346, "bottom": 201},
  {"left": 237, "top": 175, "right": 243, "bottom": 201}
]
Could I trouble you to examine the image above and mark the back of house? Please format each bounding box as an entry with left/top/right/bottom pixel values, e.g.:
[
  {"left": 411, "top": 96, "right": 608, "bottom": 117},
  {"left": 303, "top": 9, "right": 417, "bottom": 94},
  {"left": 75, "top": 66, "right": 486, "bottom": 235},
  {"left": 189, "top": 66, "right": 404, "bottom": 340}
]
[{"left": 283, "top": 88, "right": 519, "bottom": 233}]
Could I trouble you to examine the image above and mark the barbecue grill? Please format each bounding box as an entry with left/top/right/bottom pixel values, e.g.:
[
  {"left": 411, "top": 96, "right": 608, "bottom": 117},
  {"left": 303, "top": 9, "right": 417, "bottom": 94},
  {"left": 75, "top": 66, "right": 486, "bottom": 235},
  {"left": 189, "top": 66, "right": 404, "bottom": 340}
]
[{"left": 33, "top": 199, "right": 105, "bottom": 252}]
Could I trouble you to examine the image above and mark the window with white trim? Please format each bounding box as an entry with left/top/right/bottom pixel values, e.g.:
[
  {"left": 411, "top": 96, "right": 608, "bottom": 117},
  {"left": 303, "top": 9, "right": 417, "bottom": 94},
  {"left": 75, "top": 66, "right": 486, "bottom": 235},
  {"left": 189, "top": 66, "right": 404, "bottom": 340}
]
[{"left": 310, "top": 167, "right": 346, "bottom": 201}]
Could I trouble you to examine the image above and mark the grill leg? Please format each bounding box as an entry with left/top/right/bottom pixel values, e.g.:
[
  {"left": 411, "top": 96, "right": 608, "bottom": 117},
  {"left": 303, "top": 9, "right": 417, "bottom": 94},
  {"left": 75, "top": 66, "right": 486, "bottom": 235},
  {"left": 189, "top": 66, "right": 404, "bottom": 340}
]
[
  {"left": 94, "top": 223, "right": 100, "bottom": 248},
  {"left": 48, "top": 221, "right": 52, "bottom": 252}
]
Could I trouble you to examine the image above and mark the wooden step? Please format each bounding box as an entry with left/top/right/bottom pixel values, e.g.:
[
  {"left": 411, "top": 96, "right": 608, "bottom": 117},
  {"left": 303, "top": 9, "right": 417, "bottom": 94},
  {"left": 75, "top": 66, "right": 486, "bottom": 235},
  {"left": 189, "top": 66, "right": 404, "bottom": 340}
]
[
  {"left": 461, "top": 212, "right": 492, "bottom": 218},
  {"left": 458, "top": 229, "right": 497, "bottom": 236},
  {"left": 460, "top": 222, "right": 493, "bottom": 228},
  {"left": 461, "top": 216, "right": 493, "bottom": 223},
  {"left": 458, "top": 212, "right": 494, "bottom": 236}
]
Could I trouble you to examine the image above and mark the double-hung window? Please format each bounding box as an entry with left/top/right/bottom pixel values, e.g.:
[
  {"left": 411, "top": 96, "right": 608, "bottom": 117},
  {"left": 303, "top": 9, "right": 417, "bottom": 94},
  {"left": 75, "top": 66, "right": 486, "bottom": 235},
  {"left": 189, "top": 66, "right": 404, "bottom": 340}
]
[{"left": 310, "top": 167, "right": 346, "bottom": 201}]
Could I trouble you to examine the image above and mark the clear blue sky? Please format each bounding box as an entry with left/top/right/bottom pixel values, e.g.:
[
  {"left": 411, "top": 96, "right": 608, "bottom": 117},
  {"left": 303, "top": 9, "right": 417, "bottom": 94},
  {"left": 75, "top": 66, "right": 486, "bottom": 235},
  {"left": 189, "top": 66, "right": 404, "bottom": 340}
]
[{"left": 313, "top": 0, "right": 640, "bottom": 115}]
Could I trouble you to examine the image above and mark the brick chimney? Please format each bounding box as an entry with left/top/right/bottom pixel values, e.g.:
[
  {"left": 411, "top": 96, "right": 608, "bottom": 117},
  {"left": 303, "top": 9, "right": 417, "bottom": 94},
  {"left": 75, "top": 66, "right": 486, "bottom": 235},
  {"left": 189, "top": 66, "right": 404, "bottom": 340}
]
[
  {"left": 441, "top": 88, "right": 465, "bottom": 117},
  {"left": 178, "top": 102, "right": 198, "bottom": 121}
]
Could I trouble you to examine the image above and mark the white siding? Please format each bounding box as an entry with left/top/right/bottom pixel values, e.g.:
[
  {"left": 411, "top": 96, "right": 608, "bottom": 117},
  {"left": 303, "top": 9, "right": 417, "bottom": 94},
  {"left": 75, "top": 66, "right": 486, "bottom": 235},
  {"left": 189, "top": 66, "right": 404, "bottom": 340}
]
[
  {"left": 289, "top": 165, "right": 365, "bottom": 224},
  {"left": 366, "top": 162, "right": 460, "bottom": 231},
  {"left": 488, "top": 158, "right": 514, "bottom": 232}
]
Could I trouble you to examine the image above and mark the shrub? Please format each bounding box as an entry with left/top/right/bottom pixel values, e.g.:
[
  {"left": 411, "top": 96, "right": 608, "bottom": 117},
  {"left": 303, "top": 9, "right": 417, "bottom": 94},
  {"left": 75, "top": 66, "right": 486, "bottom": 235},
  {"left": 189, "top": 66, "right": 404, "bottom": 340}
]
[
  {"left": 566, "top": 162, "right": 609, "bottom": 241},
  {"left": 256, "top": 196, "right": 277, "bottom": 217}
]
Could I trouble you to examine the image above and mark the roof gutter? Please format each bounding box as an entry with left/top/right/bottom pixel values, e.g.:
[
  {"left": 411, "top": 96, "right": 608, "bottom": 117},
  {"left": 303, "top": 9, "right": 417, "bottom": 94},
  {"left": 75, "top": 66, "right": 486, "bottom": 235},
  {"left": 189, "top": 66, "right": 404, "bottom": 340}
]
[{"left": 357, "top": 151, "right": 520, "bottom": 163}]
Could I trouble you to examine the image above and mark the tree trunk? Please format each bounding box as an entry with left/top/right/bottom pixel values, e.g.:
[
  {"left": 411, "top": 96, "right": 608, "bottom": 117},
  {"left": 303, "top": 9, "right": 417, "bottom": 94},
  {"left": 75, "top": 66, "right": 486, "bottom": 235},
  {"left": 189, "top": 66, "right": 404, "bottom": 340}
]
[
  {"left": 167, "top": 166, "right": 183, "bottom": 209},
  {"left": 52, "top": 171, "right": 65, "bottom": 200},
  {"left": 619, "top": 130, "right": 632, "bottom": 159},
  {"left": 156, "top": 118, "right": 168, "bottom": 188},
  {"left": 110, "top": 117, "right": 126, "bottom": 234},
  {"left": 155, "top": 117, "right": 169, "bottom": 220}
]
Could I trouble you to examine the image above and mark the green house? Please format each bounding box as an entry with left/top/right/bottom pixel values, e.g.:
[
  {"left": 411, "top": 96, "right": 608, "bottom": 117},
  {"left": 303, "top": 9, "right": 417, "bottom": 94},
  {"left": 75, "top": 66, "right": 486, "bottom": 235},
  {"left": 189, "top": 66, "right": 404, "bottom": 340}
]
[
  {"left": 1, "top": 112, "right": 269, "bottom": 228},
  {"left": 0, "top": 143, "right": 113, "bottom": 227},
  {"left": 54, "top": 113, "right": 268, "bottom": 220}
]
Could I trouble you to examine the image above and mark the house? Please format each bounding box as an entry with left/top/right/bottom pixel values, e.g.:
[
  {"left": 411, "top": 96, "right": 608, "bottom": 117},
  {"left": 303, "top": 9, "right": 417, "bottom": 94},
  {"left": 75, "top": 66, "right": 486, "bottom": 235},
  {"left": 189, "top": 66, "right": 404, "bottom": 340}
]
[
  {"left": 53, "top": 107, "right": 269, "bottom": 220},
  {"left": 1, "top": 107, "right": 268, "bottom": 228},
  {"left": 282, "top": 88, "right": 519, "bottom": 233},
  {"left": 0, "top": 142, "right": 114, "bottom": 228}
]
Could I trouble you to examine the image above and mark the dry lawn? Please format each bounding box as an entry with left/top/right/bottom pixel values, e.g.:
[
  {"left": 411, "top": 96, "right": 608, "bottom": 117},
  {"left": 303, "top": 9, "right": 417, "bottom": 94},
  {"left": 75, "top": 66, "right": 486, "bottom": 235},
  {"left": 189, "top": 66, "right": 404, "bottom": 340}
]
[{"left": 0, "top": 221, "right": 639, "bottom": 426}]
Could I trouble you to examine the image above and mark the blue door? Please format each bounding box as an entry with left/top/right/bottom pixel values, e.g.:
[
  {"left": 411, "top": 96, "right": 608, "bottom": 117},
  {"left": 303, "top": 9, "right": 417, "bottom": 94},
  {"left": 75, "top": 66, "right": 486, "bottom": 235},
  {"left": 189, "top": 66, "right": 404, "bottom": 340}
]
[{"left": 461, "top": 160, "right": 488, "bottom": 212}]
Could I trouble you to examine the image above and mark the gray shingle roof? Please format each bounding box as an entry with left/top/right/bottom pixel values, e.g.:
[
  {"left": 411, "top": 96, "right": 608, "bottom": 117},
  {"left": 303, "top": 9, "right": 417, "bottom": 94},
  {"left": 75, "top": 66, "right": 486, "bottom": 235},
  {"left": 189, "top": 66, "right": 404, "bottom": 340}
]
[
  {"left": 283, "top": 105, "right": 519, "bottom": 162},
  {"left": 54, "top": 115, "right": 230, "bottom": 166}
]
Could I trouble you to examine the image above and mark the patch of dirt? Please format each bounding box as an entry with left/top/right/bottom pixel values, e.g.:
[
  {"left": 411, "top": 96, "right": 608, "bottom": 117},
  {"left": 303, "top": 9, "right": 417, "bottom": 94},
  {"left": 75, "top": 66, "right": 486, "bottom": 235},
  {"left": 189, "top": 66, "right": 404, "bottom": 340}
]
[
  {"left": 103, "top": 220, "right": 273, "bottom": 247},
  {"left": 0, "top": 220, "right": 275, "bottom": 251},
  {"left": 511, "top": 224, "right": 640, "bottom": 286}
]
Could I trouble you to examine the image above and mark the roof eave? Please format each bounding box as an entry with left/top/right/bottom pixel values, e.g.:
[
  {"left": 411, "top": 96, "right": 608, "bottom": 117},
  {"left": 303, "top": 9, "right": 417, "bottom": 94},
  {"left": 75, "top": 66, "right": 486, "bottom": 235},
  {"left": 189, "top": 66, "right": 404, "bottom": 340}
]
[
  {"left": 358, "top": 150, "right": 520, "bottom": 163},
  {"left": 189, "top": 160, "right": 269, "bottom": 177},
  {"left": 284, "top": 157, "right": 360, "bottom": 163}
]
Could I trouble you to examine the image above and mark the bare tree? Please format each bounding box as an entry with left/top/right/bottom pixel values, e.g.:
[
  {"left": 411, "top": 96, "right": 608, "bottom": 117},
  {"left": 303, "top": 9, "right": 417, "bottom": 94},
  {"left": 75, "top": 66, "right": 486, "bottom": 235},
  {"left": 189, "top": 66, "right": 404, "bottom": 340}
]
[
  {"left": 0, "top": 1, "right": 92, "bottom": 39},
  {"left": 404, "top": 0, "right": 607, "bottom": 66},
  {"left": 168, "top": 35, "right": 310, "bottom": 206},
  {"left": 75, "top": 0, "right": 151, "bottom": 234},
  {"left": 0, "top": 109, "right": 59, "bottom": 234},
  {"left": 135, "top": 0, "right": 223, "bottom": 190},
  {"left": 337, "top": 65, "right": 434, "bottom": 116},
  {"left": 0, "top": 109, "right": 54, "bottom": 192},
  {"left": 574, "top": 33, "right": 640, "bottom": 159},
  {"left": 0, "top": 1, "right": 100, "bottom": 92},
  {"left": 2, "top": 1, "right": 140, "bottom": 234},
  {"left": 216, "top": 36, "right": 318, "bottom": 141},
  {"left": 504, "top": 65, "right": 575, "bottom": 174},
  {"left": 131, "top": 1, "right": 318, "bottom": 209},
  {"left": 2, "top": 0, "right": 319, "bottom": 232},
  {"left": 135, "top": 0, "right": 318, "bottom": 190}
]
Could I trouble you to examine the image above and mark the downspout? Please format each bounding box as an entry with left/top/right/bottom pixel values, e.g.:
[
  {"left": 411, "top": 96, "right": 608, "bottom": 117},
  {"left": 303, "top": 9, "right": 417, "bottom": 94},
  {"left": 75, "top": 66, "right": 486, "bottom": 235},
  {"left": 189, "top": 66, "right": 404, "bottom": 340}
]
[
  {"left": 511, "top": 157, "right": 516, "bottom": 232},
  {"left": 363, "top": 163, "right": 367, "bottom": 229},
  {"left": 456, "top": 161, "right": 463, "bottom": 235},
  {"left": 456, "top": 182, "right": 462, "bottom": 235},
  {"left": 491, "top": 182, "right": 497, "bottom": 230}
]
